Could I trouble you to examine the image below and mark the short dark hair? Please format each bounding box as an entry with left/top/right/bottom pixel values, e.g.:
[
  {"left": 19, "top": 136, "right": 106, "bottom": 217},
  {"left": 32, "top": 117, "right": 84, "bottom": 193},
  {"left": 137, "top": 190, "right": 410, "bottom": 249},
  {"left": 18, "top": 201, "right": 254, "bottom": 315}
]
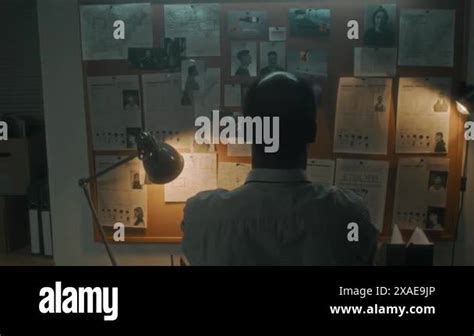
[
  {"left": 268, "top": 51, "right": 277, "bottom": 57},
  {"left": 436, "top": 132, "right": 444, "bottom": 137},
  {"left": 243, "top": 72, "right": 317, "bottom": 145},
  {"left": 372, "top": 7, "right": 389, "bottom": 26},
  {"left": 237, "top": 49, "right": 250, "bottom": 60}
]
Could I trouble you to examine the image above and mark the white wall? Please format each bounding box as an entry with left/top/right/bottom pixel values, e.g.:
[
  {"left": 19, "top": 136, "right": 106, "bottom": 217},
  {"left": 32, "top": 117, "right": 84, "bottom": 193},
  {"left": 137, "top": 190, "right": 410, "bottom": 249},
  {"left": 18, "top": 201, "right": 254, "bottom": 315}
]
[
  {"left": 37, "top": 0, "right": 473, "bottom": 266},
  {"left": 37, "top": 0, "right": 180, "bottom": 265}
]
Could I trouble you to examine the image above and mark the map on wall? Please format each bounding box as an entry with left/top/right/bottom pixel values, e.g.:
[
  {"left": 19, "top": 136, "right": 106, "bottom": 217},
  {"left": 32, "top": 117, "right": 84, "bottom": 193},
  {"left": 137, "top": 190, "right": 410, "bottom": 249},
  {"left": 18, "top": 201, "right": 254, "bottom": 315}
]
[{"left": 80, "top": 3, "right": 153, "bottom": 60}]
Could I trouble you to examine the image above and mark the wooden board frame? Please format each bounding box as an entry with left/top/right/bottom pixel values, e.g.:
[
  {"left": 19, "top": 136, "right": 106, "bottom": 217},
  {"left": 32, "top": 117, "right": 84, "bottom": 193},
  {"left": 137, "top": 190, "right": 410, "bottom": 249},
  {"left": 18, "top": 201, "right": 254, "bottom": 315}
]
[{"left": 78, "top": 0, "right": 468, "bottom": 243}]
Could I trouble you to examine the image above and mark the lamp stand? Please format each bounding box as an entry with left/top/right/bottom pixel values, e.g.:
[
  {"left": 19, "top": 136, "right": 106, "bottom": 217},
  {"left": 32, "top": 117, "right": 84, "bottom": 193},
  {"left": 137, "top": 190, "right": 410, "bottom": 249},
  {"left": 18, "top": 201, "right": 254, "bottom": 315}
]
[{"left": 78, "top": 153, "right": 138, "bottom": 266}]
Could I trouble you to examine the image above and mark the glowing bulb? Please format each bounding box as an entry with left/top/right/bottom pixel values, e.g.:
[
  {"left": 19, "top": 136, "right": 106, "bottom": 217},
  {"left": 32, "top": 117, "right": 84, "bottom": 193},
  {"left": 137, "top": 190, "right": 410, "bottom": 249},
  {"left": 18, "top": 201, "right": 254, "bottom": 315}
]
[{"left": 456, "top": 100, "right": 470, "bottom": 115}]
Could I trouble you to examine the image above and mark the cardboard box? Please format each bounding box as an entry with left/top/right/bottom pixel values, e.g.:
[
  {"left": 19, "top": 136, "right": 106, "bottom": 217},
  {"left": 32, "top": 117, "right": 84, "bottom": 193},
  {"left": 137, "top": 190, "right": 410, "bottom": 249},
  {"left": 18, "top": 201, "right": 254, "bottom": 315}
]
[
  {"left": 0, "top": 139, "right": 31, "bottom": 195},
  {"left": 386, "top": 244, "right": 434, "bottom": 266},
  {"left": 0, "top": 196, "right": 29, "bottom": 253}
]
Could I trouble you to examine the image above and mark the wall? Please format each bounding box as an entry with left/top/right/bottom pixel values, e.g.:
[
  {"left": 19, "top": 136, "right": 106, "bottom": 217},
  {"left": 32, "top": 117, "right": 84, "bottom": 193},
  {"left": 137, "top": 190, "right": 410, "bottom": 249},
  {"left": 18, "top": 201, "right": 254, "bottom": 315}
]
[
  {"left": 37, "top": 0, "right": 180, "bottom": 265},
  {"left": 37, "top": 0, "right": 473, "bottom": 265},
  {"left": 0, "top": 0, "right": 44, "bottom": 118}
]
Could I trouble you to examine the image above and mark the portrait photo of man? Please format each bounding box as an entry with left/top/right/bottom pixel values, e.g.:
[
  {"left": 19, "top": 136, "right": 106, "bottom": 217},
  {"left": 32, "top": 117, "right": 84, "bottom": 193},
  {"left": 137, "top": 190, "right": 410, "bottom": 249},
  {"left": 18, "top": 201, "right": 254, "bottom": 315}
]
[
  {"left": 259, "top": 42, "right": 285, "bottom": 77},
  {"left": 123, "top": 90, "right": 140, "bottom": 114},
  {"left": 374, "top": 95, "right": 385, "bottom": 112},
  {"left": 232, "top": 42, "right": 257, "bottom": 77},
  {"left": 235, "top": 50, "right": 252, "bottom": 76},
  {"left": 434, "top": 132, "right": 447, "bottom": 153}
]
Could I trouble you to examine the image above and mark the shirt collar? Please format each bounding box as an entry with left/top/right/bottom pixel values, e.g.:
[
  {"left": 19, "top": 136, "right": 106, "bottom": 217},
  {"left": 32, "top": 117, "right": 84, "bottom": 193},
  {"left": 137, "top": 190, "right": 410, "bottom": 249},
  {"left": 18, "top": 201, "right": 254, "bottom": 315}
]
[{"left": 245, "top": 169, "right": 310, "bottom": 184}]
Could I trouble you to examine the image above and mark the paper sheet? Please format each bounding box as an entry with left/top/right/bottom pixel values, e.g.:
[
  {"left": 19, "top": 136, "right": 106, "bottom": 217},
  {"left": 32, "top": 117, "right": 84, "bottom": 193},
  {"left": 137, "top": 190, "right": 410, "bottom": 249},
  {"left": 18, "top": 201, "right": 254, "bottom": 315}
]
[
  {"left": 224, "top": 84, "right": 242, "bottom": 107},
  {"left": 259, "top": 42, "right": 286, "bottom": 77},
  {"left": 334, "top": 78, "right": 392, "bottom": 155},
  {"left": 87, "top": 76, "right": 142, "bottom": 150},
  {"left": 227, "top": 112, "right": 252, "bottom": 157},
  {"left": 393, "top": 157, "right": 449, "bottom": 231},
  {"left": 164, "top": 4, "right": 220, "bottom": 57},
  {"left": 354, "top": 48, "right": 397, "bottom": 77},
  {"left": 193, "top": 68, "right": 221, "bottom": 119},
  {"left": 390, "top": 224, "right": 404, "bottom": 244},
  {"left": 398, "top": 9, "right": 455, "bottom": 67},
  {"left": 231, "top": 41, "right": 257, "bottom": 77},
  {"left": 396, "top": 77, "right": 451, "bottom": 154},
  {"left": 269, "top": 26, "right": 287, "bottom": 41},
  {"left": 335, "top": 159, "right": 389, "bottom": 231},
  {"left": 227, "top": 144, "right": 252, "bottom": 157},
  {"left": 164, "top": 153, "right": 217, "bottom": 202},
  {"left": 142, "top": 73, "right": 194, "bottom": 150},
  {"left": 407, "top": 227, "right": 432, "bottom": 245},
  {"left": 95, "top": 155, "right": 148, "bottom": 228},
  {"left": 80, "top": 3, "right": 152, "bottom": 60},
  {"left": 289, "top": 8, "right": 331, "bottom": 37},
  {"left": 306, "top": 159, "right": 335, "bottom": 187},
  {"left": 217, "top": 162, "right": 251, "bottom": 190},
  {"left": 228, "top": 10, "right": 268, "bottom": 39},
  {"left": 287, "top": 49, "right": 328, "bottom": 77}
]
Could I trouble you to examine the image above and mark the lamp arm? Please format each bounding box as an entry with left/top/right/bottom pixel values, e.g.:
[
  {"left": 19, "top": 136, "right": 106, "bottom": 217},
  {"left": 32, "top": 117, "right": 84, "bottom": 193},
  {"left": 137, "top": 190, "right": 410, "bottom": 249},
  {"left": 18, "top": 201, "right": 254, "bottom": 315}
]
[
  {"left": 81, "top": 184, "right": 118, "bottom": 266},
  {"left": 79, "top": 152, "right": 138, "bottom": 187},
  {"left": 77, "top": 152, "right": 139, "bottom": 266}
]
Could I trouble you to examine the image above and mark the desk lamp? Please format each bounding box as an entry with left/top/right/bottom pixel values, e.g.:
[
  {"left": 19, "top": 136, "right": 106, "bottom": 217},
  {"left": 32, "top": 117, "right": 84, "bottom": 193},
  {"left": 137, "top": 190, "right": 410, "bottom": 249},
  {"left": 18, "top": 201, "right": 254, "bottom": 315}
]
[{"left": 78, "top": 131, "right": 184, "bottom": 266}]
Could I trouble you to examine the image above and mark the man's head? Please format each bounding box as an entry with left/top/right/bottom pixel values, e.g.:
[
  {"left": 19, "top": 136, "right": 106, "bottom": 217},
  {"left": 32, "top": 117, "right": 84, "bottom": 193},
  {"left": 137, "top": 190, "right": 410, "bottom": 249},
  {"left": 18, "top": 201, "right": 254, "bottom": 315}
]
[
  {"left": 435, "top": 132, "right": 444, "bottom": 142},
  {"left": 243, "top": 72, "right": 317, "bottom": 169},
  {"left": 237, "top": 49, "right": 252, "bottom": 67},
  {"left": 377, "top": 95, "right": 383, "bottom": 103},
  {"left": 267, "top": 51, "right": 278, "bottom": 66}
]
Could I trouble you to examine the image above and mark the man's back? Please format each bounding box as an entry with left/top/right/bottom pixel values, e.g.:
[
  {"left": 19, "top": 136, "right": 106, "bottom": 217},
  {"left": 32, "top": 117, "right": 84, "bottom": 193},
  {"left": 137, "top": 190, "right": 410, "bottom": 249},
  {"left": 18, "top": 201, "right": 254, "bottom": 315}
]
[{"left": 182, "top": 169, "right": 378, "bottom": 266}]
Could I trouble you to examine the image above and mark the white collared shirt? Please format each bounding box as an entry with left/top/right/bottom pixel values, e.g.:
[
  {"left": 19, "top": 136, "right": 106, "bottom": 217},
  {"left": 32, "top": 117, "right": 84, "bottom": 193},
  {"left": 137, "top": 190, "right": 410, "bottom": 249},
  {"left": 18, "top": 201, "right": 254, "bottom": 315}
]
[{"left": 182, "top": 169, "right": 378, "bottom": 266}]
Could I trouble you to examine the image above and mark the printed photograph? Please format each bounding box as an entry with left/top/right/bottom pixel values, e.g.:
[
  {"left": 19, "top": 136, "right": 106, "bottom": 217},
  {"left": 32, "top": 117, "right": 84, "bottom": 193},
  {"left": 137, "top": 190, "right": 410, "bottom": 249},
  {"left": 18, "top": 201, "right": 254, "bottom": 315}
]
[
  {"left": 231, "top": 41, "right": 257, "bottom": 77},
  {"left": 128, "top": 38, "right": 185, "bottom": 70},
  {"left": 181, "top": 59, "right": 206, "bottom": 106},
  {"left": 228, "top": 10, "right": 268, "bottom": 39},
  {"left": 289, "top": 8, "right": 331, "bottom": 37},
  {"left": 433, "top": 91, "right": 450, "bottom": 112},
  {"left": 122, "top": 90, "right": 140, "bottom": 114},
  {"left": 364, "top": 4, "right": 396, "bottom": 47},
  {"left": 425, "top": 206, "right": 445, "bottom": 231},
  {"left": 259, "top": 42, "right": 286, "bottom": 77}
]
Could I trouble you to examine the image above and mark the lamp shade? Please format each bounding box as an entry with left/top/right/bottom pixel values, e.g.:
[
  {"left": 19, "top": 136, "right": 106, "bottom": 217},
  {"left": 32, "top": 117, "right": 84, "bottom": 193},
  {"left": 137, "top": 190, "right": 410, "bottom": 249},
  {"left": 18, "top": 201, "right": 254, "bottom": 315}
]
[
  {"left": 136, "top": 131, "right": 184, "bottom": 184},
  {"left": 456, "top": 84, "right": 474, "bottom": 116}
]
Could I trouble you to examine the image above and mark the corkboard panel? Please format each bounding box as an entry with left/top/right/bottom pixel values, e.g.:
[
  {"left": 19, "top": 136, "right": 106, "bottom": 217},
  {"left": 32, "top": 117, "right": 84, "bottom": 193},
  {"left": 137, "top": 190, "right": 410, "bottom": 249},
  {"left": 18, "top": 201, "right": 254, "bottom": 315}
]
[{"left": 79, "top": 0, "right": 467, "bottom": 243}]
